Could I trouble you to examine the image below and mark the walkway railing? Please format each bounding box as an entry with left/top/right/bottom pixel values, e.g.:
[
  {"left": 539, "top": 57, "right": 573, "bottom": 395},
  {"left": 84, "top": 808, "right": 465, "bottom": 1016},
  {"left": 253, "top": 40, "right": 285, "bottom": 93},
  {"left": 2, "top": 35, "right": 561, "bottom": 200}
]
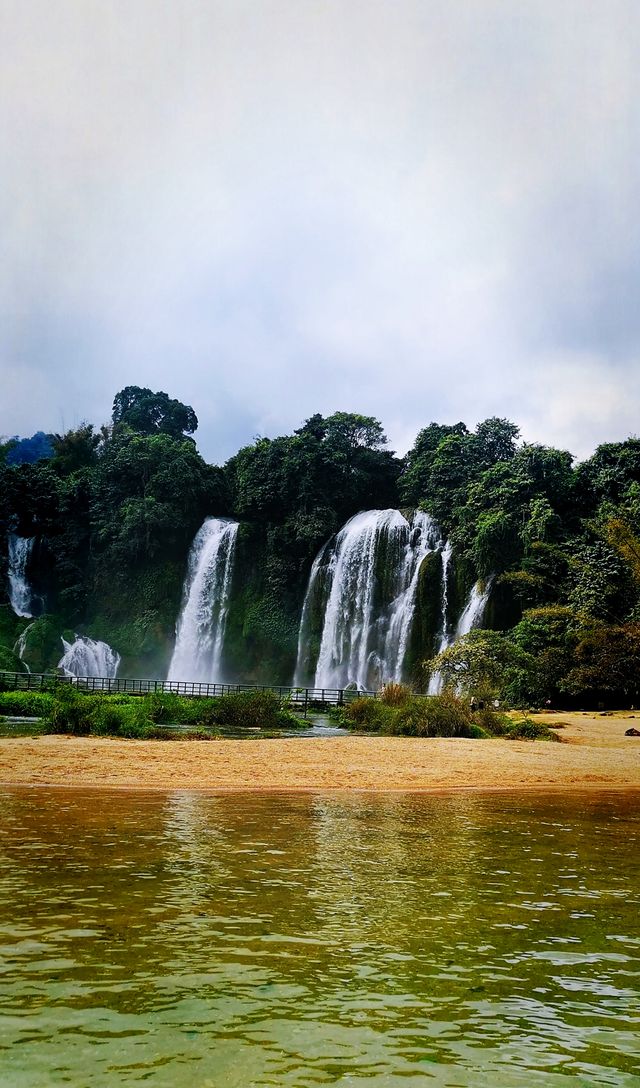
[{"left": 0, "top": 671, "right": 378, "bottom": 708}]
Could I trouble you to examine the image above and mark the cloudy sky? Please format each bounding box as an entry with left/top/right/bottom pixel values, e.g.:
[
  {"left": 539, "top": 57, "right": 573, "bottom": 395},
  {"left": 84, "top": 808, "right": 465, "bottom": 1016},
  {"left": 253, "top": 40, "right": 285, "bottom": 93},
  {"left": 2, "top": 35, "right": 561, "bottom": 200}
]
[{"left": 1, "top": 0, "right": 638, "bottom": 463}]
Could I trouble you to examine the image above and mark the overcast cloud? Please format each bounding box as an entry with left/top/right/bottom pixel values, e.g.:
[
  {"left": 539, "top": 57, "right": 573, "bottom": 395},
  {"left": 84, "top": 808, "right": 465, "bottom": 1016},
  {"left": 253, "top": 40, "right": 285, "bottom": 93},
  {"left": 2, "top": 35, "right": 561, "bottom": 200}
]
[{"left": 1, "top": 0, "right": 638, "bottom": 463}]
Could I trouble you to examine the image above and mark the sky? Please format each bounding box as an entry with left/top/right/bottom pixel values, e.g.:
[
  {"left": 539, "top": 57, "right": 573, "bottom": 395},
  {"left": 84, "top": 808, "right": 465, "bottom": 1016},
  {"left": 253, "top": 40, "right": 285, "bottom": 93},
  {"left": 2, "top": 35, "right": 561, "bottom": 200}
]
[{"left": 1, "top": 0, "right": 639, "bottom": 464}]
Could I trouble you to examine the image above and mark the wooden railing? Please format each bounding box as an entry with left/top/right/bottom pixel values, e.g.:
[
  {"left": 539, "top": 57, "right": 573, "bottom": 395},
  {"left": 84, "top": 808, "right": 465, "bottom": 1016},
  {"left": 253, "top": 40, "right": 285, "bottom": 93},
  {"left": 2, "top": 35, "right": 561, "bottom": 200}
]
[{"left": 0, "top": 670, "right": 378, "bottom": 708}]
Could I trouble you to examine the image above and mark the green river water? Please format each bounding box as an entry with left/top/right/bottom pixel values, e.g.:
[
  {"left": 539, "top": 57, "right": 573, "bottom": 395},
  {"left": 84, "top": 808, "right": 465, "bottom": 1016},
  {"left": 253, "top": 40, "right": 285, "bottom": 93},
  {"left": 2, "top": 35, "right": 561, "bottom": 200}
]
[{"left": 0, "top": 788, "right": 638, "bottom": 1087}]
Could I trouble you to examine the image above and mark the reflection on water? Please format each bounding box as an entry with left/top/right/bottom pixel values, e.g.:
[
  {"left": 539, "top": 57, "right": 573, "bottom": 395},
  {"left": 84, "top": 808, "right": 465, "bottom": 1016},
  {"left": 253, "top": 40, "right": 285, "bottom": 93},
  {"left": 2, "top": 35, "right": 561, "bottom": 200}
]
[{"left": 0, "top": 789, "right": 638, "bottom": 1086}]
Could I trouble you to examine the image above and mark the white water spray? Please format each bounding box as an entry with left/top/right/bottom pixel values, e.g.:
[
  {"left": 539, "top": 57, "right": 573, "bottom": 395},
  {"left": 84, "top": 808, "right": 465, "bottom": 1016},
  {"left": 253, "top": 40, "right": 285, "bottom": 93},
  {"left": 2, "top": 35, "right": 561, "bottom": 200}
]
[
  {"left": 295, "top": 509, "right": 441, "bottom": 690},
  {"left": 13, "top": 621, "right": 36, "bottom": 673},
  {"left": 168, "top": 517, "right": 239, "bottom": 683},
  {"left": 456, "top": 578, "right": 494, "bottom": 638},
  {"left": 58, "top": 636, "right": 121, "bottom": 678},
  {"left": 7, "top": 535, "right": 35, "bottom": 617},
  {"left": 428, "top": 575, "right": 494, "bottom": 694},
  {"left": 427, "top": 539, "right": 452, "bottom": 695}
]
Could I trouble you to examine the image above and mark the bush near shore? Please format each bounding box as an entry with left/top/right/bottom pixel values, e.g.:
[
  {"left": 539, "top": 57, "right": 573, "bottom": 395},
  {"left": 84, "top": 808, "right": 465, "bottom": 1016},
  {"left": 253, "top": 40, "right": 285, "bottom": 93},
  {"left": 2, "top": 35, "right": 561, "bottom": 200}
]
[
  {"left": 0, "top": 687, "right": 304, "bottom": 738},
  {"left": 341, "top": 688, "right": 556, "bottom": 741}
]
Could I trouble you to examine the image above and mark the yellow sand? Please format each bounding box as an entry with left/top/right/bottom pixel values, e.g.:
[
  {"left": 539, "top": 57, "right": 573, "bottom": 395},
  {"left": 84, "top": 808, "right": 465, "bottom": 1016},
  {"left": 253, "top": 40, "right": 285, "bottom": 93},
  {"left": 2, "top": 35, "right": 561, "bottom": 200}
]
[{"left": 0, "top": 711, "right": 639, "bottom": 793}]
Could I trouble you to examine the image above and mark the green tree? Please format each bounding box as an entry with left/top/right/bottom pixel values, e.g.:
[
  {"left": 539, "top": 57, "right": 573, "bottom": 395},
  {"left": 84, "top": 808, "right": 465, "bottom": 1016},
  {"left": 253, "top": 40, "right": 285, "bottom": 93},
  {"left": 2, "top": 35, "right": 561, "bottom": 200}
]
[
  {"left": 399, "top": 422, "right": 468, "bottom": 506},
  {"left": 51, "top": 424, "right": 101, "bottom": 476},
  {"left": 472, "top": 417, "right": 520, "bottom": 468},
  {"left": 428, "top": 628, "right": 535, "bottom": 703},
  {"left": 112, "top": 386, "right": 198, "bottom": 439},
  {"left": 561, "top": 621, "right": 640, "bottom": 703}
]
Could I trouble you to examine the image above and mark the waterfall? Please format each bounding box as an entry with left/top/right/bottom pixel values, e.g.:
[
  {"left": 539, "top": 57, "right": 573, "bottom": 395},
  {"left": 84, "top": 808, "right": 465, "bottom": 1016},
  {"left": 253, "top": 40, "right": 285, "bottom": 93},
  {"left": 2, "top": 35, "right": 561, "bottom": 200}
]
[
  {"left": 58, "top": 636, "right": 121, "bottom": 679},
  {"left": 428, "top": 575, "right": 494, "bottom": 694},
  {"left": 295, "top": 509, "right": 441, "bottom": 690},
  {"left": 168, "top": 517, "right": 239, "bottom": 683},
  {"left": 427, "top": 539, "right": 452, "bottom": 695},
  {"left": 456, "top": 577, "right": 494, "bottom": 638},
  {"left": 7, "top": 535, "right": 36, "bottom": 618},
  {"left": 13, "top": 622, "right": 36, "bottom": 673}
]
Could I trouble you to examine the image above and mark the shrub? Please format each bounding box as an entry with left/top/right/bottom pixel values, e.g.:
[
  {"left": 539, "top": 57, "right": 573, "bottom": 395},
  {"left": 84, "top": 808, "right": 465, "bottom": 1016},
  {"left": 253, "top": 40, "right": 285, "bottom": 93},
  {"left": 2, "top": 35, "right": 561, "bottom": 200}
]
[
  {"left": 142, "top": 691, "right": 196, "bottom": 724},
  {"left": 472, "top": 707, "right": 513, "bottom": 736},
  {"left": 504, "top": 716, "right": 558, "bottom": 741},
  {"left": 389, "top": 692, "right": 473, "bottom": 738},
  {"left": 213, "top": 690, "right": 296, "bottom": 730},
  {"left": 44, "top": 686, "right": 95, "bottom": 735},
  {"left": 343, "top": 697, "right": 395, "bottom": 732},
  {"left": 31, "top": 686, "right": 302, "bottom": 738},
  {"left": 0, "top": 691, "right": 56, "bottom": 717},
  {"left": 88, "top": 698, "right": 153, "bottom": 738},
  {"left": 379, "top": 682, "right": 412, "bottom": 707}
]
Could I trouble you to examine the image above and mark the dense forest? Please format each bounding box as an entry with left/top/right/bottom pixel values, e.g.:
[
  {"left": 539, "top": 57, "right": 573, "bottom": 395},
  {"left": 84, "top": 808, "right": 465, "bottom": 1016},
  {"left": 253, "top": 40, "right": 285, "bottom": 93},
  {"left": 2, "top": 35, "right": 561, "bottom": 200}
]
[{"left": 1, "top": 385, "right": 640, "bottom": 706}]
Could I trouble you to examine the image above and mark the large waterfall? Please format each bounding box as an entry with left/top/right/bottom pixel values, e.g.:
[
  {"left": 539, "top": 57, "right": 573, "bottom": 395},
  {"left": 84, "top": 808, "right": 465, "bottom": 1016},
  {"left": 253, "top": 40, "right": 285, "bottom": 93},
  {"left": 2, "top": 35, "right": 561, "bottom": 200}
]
[
  {"left": 168, "top": 517, "right": 239, "bottom": 683},
  {"left": 7, "top": 534, "right": 36, "bottom": 618},
  {"left": 428, "top": 576, "right": 493, "bottom": 694},
  {"left": 295, "top": 509, "right": 441, "bottom": 690},
  {"left": 58, "top": 636, "right": 121, "bottom": 678}
]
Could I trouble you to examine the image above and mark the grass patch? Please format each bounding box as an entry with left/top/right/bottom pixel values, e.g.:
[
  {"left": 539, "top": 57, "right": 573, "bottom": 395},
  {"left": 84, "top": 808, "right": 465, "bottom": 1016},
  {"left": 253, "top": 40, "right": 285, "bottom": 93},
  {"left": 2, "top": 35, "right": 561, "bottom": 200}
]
[
  {"left": 34, "top": 686, "right": 304, "bottom": 738},
  {"left": 0, "top": 691, "right": 56, "bottom": 717}
]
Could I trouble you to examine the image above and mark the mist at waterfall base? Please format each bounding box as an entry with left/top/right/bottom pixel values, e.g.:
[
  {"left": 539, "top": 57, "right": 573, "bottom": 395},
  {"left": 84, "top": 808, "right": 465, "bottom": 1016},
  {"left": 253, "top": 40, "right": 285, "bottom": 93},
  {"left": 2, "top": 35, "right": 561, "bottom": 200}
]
[
  {"left": 58, "top": 637, "right": 121, "bottom": 680},
  {"left": 295, "top": 510, "right": 445, "bottom": 691},
  {"left": 168, "top": 518, "right": 239, "bottom": 684},
  {"left": 7, "top": 534, "right": 37, "bottom": 618}
]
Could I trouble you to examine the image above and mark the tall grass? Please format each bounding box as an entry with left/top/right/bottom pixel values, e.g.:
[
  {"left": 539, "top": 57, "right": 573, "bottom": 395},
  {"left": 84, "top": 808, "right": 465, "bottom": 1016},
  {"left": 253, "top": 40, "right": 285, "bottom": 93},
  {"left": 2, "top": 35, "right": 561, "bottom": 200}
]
[
  {"left": 342, "top": 691, "right": 557, "bottom": 740},
  {"left": 38, "top": 686, "right": 304, "bottom": 738}
]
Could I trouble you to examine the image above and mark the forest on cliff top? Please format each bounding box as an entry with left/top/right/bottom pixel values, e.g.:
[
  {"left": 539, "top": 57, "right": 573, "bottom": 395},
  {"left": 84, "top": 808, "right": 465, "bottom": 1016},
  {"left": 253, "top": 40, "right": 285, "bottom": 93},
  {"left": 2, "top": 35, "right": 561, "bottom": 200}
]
[{"left": 1, "top": 386, "right": 640, "bottom": 706}]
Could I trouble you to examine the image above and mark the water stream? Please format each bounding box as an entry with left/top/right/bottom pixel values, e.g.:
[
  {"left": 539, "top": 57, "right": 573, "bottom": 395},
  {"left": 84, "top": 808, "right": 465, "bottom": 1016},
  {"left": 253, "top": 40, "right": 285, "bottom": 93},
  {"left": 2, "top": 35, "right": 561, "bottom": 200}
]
[{"left": 168, "top": 517, "right": 239, "bottom": 683}]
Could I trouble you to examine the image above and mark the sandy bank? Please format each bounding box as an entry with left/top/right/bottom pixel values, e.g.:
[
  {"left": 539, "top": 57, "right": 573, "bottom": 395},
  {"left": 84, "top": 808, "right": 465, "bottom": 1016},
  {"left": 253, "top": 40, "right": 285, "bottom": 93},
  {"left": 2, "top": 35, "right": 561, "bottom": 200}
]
[{"left": 0, "top": 712, "right": 639, "bottom": 793}]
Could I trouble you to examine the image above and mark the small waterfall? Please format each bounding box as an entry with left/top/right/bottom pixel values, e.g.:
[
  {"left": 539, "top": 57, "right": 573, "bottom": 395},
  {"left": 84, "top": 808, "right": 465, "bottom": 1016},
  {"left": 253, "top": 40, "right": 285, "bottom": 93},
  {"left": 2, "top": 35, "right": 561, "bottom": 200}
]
[
  {"left": 13, "top": 622, "right": 37, "bottom": 673},
  {"left": 456, "top": 577, "right": 494, "bottom": 637},
  {"left": 168, "top": 517, "right": 239, "bottom": 683},
  {"left": 295, "top": 509, "right": 441, "bottom": 690},
  {"left": 427, "top": 540, "right": 452, "bottom": 695},
  {"left": 428, "top": 574, "right": 493, "bottom": 694},
  {"left": 58, "top": 636, "right": 121, "bottom": 678},
  {"left": 7, "top": 535, "right": 35, "bottom": 618}
]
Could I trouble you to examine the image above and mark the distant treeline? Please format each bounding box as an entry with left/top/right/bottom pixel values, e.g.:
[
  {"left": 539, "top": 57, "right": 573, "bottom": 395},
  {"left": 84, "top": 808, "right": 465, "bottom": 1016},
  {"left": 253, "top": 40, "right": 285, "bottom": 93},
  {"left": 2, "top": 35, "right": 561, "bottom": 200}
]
[{"left": 1, "top": 385, "right": 639, "bottom": 705}]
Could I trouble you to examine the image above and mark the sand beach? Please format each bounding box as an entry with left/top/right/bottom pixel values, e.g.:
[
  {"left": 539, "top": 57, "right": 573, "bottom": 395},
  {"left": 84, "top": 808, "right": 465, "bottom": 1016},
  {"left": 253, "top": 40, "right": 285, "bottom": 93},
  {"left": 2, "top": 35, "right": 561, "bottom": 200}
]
[{"left": 0, "top": 712, "right": 639, "bottom": 793}]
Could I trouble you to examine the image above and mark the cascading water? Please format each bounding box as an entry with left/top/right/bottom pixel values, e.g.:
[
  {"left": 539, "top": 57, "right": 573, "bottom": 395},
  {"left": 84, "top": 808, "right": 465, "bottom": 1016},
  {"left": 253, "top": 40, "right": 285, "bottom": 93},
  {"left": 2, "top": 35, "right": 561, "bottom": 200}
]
[
  {"left": 13, "top": 622, "right": 36, "bottom": 673},
  {"left": 168, "top": 517, "right": 239, "bottom": 683},
  {"left": 427, "top": 539, "right": 452, "bottom": 695},
  {"left": 456, "top": 577, "right": 494, "bottom": 638},
  {"left": 58, "top": 636, "right": 121, "bottom": 678},
  {"left": 295, "top": 509, "right": 441, "bottom": 690},
  {"left": 428, "top": 574, "right": 494, "bottom": 694},
  {"left": 7, "top": 534, "right": 36, "bottom": 618}
]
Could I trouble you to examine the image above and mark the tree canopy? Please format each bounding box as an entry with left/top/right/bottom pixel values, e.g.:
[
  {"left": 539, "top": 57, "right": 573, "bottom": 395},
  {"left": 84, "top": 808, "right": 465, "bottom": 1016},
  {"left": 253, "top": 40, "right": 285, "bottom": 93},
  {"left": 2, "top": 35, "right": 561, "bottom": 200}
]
[
  {"left": 2, "top": 388, "right": 640, "bottom": 702},
  {"left": 112, "top": 386, "right": 198, "bottom": 439}
]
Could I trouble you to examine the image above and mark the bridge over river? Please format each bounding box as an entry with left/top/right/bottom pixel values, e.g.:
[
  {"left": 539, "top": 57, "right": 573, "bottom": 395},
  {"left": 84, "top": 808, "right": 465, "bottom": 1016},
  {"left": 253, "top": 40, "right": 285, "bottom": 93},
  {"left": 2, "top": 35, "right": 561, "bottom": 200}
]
[{"left": 0, "top": 671, "right": 379, "bottom": 711}]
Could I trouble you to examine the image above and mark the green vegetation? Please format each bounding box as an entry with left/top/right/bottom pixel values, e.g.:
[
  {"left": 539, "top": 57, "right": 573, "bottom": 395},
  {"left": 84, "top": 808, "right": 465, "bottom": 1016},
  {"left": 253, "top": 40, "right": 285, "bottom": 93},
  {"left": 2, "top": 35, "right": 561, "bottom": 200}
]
[
  {"left": 2, "top": 386, "right": 640, "bottom": 705},
  {"left": 340, "top": 690, "right": 557, "bottom": 740},
  {"left": 0, "top": 690, "right": 56, "bottom": 717},
  {"left": 0, "top": 686, "right": 303, "bottom": 739}
]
